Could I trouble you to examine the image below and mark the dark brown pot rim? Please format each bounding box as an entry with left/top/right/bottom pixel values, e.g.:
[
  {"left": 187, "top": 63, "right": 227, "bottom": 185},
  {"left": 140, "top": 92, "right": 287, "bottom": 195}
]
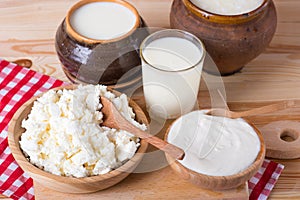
[
  {"left": 183, "top": 0, "right": 270, "bottom": 24},
  {"left": 65, "top": 0, "right": 140, "bottom": 44}
]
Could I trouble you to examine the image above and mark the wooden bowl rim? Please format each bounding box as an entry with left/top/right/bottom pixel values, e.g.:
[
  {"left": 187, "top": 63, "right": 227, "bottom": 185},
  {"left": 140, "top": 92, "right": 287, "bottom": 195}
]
[
  {"left": 164, "top": 112, "right": 265, "bottom": 182},
  {"left": 8, "top": 84, "right": 149, "bottom": 183}
]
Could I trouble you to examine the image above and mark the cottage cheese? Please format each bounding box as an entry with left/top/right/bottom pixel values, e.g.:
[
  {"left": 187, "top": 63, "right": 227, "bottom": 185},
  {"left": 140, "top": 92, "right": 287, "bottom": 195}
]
[{"left": 20, "top": 84, "right": 146, "bottom": 178}]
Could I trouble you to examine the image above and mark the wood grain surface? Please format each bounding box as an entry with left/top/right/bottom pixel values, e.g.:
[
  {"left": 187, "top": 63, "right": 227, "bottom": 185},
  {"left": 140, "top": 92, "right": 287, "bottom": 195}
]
[{"left": 1, "top": 0, "right": 300, "bottom": 199}]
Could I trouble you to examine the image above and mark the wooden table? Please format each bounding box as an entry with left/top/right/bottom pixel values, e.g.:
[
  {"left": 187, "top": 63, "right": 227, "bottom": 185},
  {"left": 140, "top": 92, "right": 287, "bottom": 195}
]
[{"left": 1, "top": 0, "right": 300, "bottom": 199}]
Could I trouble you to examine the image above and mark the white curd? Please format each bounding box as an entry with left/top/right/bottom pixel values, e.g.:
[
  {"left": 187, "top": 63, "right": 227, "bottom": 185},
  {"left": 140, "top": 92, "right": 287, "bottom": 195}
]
[
  {"left": 20, "top": 84, "right": 146, "bottom": 178},
  {"left": 167, "top": 110, "right": 260, "bottom": 176}
]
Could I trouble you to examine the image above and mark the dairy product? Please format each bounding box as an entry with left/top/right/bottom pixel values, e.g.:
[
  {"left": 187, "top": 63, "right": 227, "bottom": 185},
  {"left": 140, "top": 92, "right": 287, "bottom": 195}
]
[
  {"left": 190, "top": 0, "right": 264, "bottom": 16},
  {"left": 167, "top": 110, "right": 260, "bottom": 176},
  {"left": 20, "top": 84, "right": 146, "bottom": 178},
  {"left": 142, "top": 37, "right": 202, "bottom": 71},
  {"left": 70, "top": 2, "right": 137, "bottom": 40},
  {"left": 142, "top": 36, "right": 204, "bottom": 118}
]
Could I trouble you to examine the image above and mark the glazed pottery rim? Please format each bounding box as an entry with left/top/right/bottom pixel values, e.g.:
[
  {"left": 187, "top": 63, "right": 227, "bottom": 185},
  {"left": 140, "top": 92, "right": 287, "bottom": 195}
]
[
  {"left": 65, "top": 0, "right": 140, "bottom": 44},
  {"left": 62, "top": 67, "right": 142, "bottom": 89},
  {"left": 140, "top": 29, "right": 206, "bottom": 73},
  {"left": 183, "top": 0, "right": 269, "bottom": 24},
  {"left": 164, "top": 112, "right": 265, "bottom": 181}
]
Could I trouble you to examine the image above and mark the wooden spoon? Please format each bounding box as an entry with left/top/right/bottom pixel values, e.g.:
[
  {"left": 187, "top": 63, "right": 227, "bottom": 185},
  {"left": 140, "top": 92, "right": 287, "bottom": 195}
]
[
  {"left": 12, "top": 58, "right": 33, "bottom": 68},
  {"left": 100, "top": 96, "right": 185, "bottom": 160},
  {"left": 206, "top": 99, "right": 298, "bottom": 119}
]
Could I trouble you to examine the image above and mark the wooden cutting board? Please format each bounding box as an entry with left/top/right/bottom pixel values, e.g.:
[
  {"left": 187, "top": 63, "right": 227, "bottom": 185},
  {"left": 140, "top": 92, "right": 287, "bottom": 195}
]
[
  {"left": 35, "top": 172, "right": 249, "bottom": 200},
  {"left": 34, "top": 91, "right": 248, "bottom": 198},
  {"left": 34, "top": 112, "right": 249, "bottom": 200}
]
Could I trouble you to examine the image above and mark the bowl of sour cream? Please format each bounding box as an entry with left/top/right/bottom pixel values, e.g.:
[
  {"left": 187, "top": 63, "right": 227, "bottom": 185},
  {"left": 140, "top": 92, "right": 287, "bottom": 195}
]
[{"left": 165, "top": 110, "right": 265, "bottom": 190}]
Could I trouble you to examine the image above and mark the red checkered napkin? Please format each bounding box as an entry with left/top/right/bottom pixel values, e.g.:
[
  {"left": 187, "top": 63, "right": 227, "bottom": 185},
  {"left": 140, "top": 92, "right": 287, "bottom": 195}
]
[
  {"left": 0, "top": 59, "right": 284, "bottom": 200},
  {"left": 248, "top": 159, "right": 284, "bottom": 200},
  {"left": 0, "top": 59, "right": 65, "bottom": 200}
]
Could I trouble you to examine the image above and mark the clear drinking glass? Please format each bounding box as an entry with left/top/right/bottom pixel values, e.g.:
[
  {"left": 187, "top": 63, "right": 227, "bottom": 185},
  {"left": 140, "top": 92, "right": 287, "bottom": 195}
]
[{"left": 140, "top": 29, "right": 206, "bottom": 119}]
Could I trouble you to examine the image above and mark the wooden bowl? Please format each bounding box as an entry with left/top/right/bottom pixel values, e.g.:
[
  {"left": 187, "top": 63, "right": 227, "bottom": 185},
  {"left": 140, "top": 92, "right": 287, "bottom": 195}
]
[
  {"left": 164, "top": 117, "right": 265, "bottom": 190},
  {"left": 170, "top": 0, "right": 277, "bottom": 75},
  {"left": 8, "top": 85, "right": 148, "bottom": 193}
]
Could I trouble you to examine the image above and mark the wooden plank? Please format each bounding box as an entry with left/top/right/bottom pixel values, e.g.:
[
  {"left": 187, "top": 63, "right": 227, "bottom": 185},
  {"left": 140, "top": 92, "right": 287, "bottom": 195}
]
[
  {"left": 33, "top": 114, "right": 248, "bottom": 199},
  {"left": 34, "top": 170, "right": 249, "bottom": 199}
]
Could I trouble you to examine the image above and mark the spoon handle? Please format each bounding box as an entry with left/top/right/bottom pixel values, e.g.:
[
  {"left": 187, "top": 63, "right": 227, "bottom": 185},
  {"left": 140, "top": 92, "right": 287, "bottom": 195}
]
[
  {"left": 232, "top": 99, "right": 299, "bottom": 118},
  {"left": 206, "top": 99, "right": 300, "bottom": 118},
  {"left": 120, "top": 122, "right": 185, "bottom": 160},
  {"left": 11, "top": 59, "right": 33, "bottom": 68},
  {"left": 139, "top": 130, "right": 185, "bottom": 160},
  {"left": 100, "top": 96, "right": 185, "bottom": 160}
]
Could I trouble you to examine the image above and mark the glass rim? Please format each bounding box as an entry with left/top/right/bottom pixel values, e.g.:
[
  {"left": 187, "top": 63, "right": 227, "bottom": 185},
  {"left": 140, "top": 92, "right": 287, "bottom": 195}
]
[{"left": 140, "top": 29, "right": 206, "bottom": 73}]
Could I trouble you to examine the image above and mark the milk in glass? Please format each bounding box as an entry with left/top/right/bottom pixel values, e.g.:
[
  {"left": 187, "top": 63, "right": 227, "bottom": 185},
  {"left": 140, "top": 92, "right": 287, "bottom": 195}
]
[{"left": 142, "top": 35, "right": 204, "bottom": 119}]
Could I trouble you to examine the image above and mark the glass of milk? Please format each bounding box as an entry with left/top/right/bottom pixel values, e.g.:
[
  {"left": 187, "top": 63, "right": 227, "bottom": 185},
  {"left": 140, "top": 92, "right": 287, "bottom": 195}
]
[{"left": 140, "top": 29, "right": 205, "bottom": 119}]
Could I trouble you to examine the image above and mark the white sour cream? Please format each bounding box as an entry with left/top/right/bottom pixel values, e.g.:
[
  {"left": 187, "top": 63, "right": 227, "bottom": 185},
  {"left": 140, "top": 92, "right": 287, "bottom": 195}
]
[{"left": 167, "top": 110, "right": 260, "bottom": 176}]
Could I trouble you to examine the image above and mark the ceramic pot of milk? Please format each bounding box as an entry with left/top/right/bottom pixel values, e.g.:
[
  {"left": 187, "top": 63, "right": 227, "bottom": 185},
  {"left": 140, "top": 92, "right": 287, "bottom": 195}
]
[
  {"left": 55, "top": 0, "right": 149, "bottom": 86},
  {"left": 170, "top": 0, "right": 277, "bottom": 75}
]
